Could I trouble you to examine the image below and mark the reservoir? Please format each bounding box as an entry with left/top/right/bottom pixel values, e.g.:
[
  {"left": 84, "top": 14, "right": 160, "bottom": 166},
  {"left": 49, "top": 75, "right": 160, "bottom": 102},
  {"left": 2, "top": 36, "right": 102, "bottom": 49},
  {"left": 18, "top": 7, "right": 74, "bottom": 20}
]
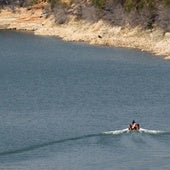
[{"left": 0, "top": 30, "right": 170, "bottom": 169}]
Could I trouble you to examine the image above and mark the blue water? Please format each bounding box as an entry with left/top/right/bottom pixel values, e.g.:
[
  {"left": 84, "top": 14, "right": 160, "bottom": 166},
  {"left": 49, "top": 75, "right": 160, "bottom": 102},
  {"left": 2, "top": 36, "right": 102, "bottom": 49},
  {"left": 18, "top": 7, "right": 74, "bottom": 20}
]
[{"left": 0, "top": 30, "right": 170, "bottom": 170}]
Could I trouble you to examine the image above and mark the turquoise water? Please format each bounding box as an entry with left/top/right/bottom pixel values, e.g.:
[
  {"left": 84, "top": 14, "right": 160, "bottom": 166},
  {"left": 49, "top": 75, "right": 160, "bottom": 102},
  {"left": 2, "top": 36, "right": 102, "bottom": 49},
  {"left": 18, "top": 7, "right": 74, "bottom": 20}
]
[{"left": 0, "top": 30, "right": 170, "bottom": 170}]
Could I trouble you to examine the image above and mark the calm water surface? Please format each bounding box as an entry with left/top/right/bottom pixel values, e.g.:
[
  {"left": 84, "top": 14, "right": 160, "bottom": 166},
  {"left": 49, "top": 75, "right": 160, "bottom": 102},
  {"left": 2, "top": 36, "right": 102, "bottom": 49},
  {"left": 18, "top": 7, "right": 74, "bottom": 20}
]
[{"left": 0, "top": 30, "right": 170, "bottom": 170}]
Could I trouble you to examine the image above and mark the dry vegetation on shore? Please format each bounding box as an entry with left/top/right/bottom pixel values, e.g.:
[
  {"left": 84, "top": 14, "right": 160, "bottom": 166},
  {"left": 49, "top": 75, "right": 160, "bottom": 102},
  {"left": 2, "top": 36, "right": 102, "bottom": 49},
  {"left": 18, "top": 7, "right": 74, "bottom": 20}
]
[{"left": 0, "top": 0, "right": 170, "bottom": 59}]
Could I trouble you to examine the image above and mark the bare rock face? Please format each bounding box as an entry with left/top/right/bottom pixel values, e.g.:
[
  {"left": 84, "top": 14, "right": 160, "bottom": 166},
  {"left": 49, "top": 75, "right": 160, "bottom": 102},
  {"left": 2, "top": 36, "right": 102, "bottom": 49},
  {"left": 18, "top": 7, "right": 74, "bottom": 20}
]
[
  {"left": 165, "top": 32, "right": 170, "bottom": 39},
  {"left": 0, "top": 10, "right": 18, "bottom": 29},
  {"left": 150, "top": 29, "right": 165, "bottom": 41}
]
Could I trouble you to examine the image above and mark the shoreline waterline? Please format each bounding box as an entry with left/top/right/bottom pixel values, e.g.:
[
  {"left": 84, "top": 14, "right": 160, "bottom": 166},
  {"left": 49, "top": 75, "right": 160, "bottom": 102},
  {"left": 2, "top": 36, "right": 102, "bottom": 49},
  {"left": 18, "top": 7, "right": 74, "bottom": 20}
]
[{"left": 0, "top": 7, "right": 170, "bottom": 60}]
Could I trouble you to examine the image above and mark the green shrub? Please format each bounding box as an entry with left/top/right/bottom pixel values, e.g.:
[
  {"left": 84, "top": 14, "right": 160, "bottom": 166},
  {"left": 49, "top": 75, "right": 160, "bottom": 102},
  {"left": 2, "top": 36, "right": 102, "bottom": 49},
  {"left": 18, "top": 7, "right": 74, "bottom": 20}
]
[
  {"left": 91, "top": 0, "right": 107, "bottom": 9},
  {"left": 163, "top": 0, "right": 170, "bottom": 6},
  {"left": 29, "top": 0, "right": 39, "bottom": 6},
  {"left": 48, "top": 0, "right": 68, "bottom": 9},
  {"left": 122, "top": 0, "right": 157, "bottom": 12},
  {"left": 48, "top": 0, "right": 61, "bottom": 9},
  {"left": 90, "top": 0, "right": 170, "bottom": 11},
  {"left": 123, "top": 0, "right": 136, "bottom": 12}
]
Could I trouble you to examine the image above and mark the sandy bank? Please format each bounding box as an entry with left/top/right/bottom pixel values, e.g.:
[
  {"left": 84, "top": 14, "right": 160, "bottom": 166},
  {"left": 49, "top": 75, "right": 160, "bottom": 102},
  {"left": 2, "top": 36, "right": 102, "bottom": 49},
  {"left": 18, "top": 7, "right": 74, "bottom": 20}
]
[{"left": 0, "top": 7, "right": 170, "bottom": 60}]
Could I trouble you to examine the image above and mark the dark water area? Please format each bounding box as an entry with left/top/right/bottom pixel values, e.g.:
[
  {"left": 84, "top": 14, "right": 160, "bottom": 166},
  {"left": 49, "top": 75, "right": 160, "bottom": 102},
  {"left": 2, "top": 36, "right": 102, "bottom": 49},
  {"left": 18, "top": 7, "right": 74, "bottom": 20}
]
[{"left": 0, "top": 30, "right": 170, "bottom": 170}]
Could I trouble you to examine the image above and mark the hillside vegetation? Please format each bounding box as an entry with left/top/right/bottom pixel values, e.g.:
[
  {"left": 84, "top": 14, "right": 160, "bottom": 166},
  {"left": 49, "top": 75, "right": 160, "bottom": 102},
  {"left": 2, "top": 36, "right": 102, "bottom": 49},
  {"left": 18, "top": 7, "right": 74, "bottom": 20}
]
[
  {"left": 36, "top": 0, "right": 170, "bottom": 32},
  {"left": 0, "top": 0, "right": 170, "bottom": 31},
  {"left": 91, "top": 0, "right": 170, "bottom": 31}
]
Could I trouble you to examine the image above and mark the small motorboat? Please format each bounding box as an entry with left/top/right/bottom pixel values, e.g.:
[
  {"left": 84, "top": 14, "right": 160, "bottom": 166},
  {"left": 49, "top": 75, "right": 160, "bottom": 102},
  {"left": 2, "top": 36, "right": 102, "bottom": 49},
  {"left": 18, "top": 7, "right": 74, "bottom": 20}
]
[
  {"left": 128, "top": 123, "right": 140, "bottom": 131},
  {"left": 128, "top": 120, "right": 140, "bottom": 131}
]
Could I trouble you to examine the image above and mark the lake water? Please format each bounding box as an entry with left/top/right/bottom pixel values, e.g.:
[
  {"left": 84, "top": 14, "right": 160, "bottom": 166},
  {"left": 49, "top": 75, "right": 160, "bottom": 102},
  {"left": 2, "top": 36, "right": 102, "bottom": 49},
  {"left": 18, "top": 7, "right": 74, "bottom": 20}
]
[{"left": 0, "top": 30, "right": 170, "bottom": 170}]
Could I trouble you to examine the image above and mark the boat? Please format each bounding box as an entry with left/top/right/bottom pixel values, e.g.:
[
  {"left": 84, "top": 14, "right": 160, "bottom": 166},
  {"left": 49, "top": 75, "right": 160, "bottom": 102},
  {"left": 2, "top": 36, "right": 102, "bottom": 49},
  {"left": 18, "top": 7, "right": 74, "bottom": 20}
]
[{"left": 128, "top": 120, "right": 140, "bottom": 131}]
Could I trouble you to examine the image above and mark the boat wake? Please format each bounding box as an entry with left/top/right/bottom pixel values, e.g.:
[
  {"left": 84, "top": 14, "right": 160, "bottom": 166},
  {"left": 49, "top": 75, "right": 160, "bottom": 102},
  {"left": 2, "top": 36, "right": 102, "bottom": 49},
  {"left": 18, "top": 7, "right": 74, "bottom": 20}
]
[
  {"left": 103, "top": 128, "right": 166, "bottom": 135},
  {"left": 0, "top": 128, "right": 167, "bottom": 156},
  {"left": 139, "top": 128, "right": 165, "bottom": 134},
  {"left": 103, "top": 128, "right": 129, "bottom": 135}
]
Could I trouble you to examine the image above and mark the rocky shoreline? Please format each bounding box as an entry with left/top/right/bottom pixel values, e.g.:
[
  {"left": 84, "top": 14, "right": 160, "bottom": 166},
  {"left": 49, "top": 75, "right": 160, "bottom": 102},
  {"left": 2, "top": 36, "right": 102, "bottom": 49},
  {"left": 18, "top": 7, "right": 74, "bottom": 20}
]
[{"left": 0, "top": 6, "right": 170, "bottom": 60}]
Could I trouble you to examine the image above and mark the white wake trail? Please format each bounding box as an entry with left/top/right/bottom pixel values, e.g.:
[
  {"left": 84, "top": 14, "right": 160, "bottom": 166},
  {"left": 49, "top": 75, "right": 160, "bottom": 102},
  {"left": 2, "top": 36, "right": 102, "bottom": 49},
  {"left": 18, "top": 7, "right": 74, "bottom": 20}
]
[
  {"left": 139, "top": 128, "right": 165, "bottom": 134},
  {"left": 103, "top": 128, "right": 129, "bottom": 135},
  {"left": 103, "top": 128, "right": 165, "bottom": 135}
]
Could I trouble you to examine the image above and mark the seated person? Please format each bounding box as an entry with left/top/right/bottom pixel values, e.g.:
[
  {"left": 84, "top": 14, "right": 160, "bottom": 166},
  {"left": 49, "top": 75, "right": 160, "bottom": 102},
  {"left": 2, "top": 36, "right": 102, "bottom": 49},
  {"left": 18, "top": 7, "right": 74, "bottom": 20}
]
[{"left": 128, "top": 120, "right": 140, "bottom": 131}]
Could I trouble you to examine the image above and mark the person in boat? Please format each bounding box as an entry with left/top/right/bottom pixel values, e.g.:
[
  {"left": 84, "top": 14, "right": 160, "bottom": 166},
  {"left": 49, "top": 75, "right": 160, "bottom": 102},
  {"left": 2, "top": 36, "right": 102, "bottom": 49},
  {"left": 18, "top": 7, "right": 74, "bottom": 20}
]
[{"left": 128, "top": 120, "right": 140, "bottom": 131}]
